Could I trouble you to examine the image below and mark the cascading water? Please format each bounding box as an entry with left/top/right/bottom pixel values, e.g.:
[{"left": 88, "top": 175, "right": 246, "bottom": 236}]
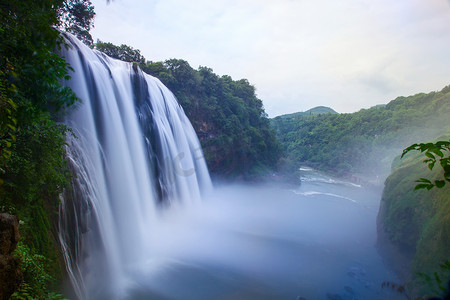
[{"left": 58, "top": 34, "right": 212, "bottom": 300}]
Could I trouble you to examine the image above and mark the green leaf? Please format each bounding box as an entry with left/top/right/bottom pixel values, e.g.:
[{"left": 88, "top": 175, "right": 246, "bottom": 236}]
[
  {"left": 416, "top": 178, "right": 432, "bottom": 184},
  {"left": 414, "top": 184, "right": 432, "bottom": 190},
  {"left": 7, "top": 124, "right": 16, "bottom": 131},
  {"left": 441, "top": 158, "right": 449, "bottom": 167},
  {"left": 402, "top": 144, "right": 418, "bottom": 157},
  {"left": 429, "top": 148, "right": 444, "bottom": 157},
  {"left": 433, "top": 272, "right": 442, "bottom": 285},
  {"left": 425, "top": 151, "right": 435, "bottom": 159},
  {"left": 7, "top": 99, "right": 17, "bottom": 109},
  {"left": 435, "top": 180, "right": 445, "bottom": 188},
  {"left": 435, "top": 141, "right": 450, "bottom": 148}
]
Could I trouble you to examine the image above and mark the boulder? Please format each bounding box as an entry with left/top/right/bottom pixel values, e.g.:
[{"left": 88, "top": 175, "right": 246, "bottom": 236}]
[{"left": 0, "top": 213, "right": 23, "bottom": 300}]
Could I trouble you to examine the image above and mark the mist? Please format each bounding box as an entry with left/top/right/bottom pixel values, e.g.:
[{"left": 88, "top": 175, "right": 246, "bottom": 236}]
[
  {"left": 356, "top": 122, "right": 449, "bottom": 182},
  {"left": 118, "top": 171, "right": 402, "bottom": 300}
]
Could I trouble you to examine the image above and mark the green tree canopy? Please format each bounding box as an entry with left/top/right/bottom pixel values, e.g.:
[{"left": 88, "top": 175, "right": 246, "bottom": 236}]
[
  {"left": 94, "top": 40, "right": 281, "bottom": 179},
  {"left": 272, "top": 86, "right": 450, "bottom": 180},
  {"left": 60, "top": 0, "right": 96, "bottom": 45}
]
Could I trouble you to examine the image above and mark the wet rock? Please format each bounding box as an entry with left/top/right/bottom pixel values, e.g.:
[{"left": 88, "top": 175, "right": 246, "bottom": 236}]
[
  {"left": 0, "top": 213, "right": 19, "bottom": 255},
  {"left": 0, "top": 213, "right": 23, "bottom": 300}
]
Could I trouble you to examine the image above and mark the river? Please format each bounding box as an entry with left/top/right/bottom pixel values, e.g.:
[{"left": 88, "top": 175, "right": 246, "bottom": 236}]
[{"left": 124, "top": 169, "right": 401, "bottom": 300}]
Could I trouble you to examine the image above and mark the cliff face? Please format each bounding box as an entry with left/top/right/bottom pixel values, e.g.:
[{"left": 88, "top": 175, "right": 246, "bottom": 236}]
[
  {"left": 377, "top": 151, "right": 450, "bottom": 296},
  {"left": 0, "top": 213, "right": 22, "bottom": 300}
]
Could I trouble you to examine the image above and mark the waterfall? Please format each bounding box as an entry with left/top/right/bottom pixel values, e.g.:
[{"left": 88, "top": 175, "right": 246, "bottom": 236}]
[{"left": 58, "top": 34, "right": 212, "bottom": 300}]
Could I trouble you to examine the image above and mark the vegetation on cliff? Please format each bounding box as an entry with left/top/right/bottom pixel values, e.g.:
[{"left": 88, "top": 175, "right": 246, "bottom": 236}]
[
  {"left": 1, "top": 0, "right": 94, "bottom": 298},
  {"left": 94, "top": 41, "right": 281, "bottom": 179},
  {"left": 271, "top": 87, "right": 450, "bottom": 180},
  {"left": 378, "top": 133, "right": 450, "bottom": 297}
]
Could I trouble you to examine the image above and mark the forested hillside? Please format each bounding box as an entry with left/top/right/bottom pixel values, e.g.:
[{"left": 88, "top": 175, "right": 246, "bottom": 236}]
[
  {"left": 377, "top": 132, "right": 450, "bottom": 298},
  {"left": 95, "top": 41, "right": 281, "bottom": 179},
  {"left": 1, "top": 0, "right": 95, "bottom": 298},
  {"left": 272, "top": 86, "right": 450, "bottom": 180}
]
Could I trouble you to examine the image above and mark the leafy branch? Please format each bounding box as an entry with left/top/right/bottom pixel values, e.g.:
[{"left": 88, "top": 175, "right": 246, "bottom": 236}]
[{"left": 401, "top": 140, "right": 450, "bottom": 190}]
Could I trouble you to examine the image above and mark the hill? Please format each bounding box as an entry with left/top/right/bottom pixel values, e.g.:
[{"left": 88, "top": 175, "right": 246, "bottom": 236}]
[
  {"left": 271, "top": 86, "right": 450, "bottom": 181},
  {"left": 275, "top": 106, "right": 337, "bottom": 119}
]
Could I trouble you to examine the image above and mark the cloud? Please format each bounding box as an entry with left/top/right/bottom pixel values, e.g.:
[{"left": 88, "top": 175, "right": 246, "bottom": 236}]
[{"left": 91, "top": 0, "right": 450, "bottom": 116}]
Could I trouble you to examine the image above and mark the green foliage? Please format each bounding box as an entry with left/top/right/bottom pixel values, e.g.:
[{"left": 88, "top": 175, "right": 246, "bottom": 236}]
[
  {"left": 1, "top": 0, "right": 79, "bottom": 118},
  {"left": 274, "top": 106, "right": 337, "bottom": 120},
  {"left": 95, "top": 41, "right": 281, "bottom": 179},
  {"left": 0, "top": 0, "right": 77, "bottom": 202},
  {"left": 380, "top": 147, "right": 450, "bottom": 297},
  {"left": 149, "top": 61, "right": 281, "bottom": 179},
  {"left": 402, "top": 140, "right": 450, "bottom": 190},
  {"left": 59, "top": 0, "right": 96, "bottom": 46},
  {"left": 95, "top": 40, "right": 145, "bottom": 63},
  {"left": 1, "top": 117, "right": 71, "bottom": 256},
  {"left": 416, "top": 261, "right": 450, "bottom": 298},
  {"left": 272, "top": 87, "right": 450, "bottom": 180},
  {"left": 1, "top": 0, "right": 89, "bottom": 297},
  {"left": 0, "top": 69, "right": 18, "bottom": 182},
  {"left": 381, "top": 262, "right": 450, "bottom": 300},
  {"left": 1, "top": 116, "right": 71, "bottom": 296},
  {"left": 11, "top": 242, "right": 67, "bottom": 300}
]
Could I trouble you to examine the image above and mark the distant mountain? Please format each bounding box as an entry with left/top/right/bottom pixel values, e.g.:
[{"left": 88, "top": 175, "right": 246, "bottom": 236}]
[{"left": 275, "top": 106, "right": 337, "bottom": 119}]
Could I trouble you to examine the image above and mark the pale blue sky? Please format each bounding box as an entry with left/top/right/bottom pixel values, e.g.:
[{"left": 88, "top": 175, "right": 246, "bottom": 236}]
[{"left": 90, "top": 0, "right": 450, "bottom": 117}]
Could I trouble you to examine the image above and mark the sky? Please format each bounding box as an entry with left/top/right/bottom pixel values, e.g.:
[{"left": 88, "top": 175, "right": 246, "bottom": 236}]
[{"left": 90, "top": 0, "right": 450, "bottom": 117}]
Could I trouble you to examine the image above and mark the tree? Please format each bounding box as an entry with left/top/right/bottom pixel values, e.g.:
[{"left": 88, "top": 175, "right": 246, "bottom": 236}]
[
  {"left": 94, "top": 40, "right": 281, "bottom": 179},
  {"left": 272, "top": 86, "right": 450, "bottom": 179},
  {"left": 59, "top": 0, "right": 96, "bottom": 46},
  {"left": 95, "top": 41, "right": 146, "bottom": 63}
]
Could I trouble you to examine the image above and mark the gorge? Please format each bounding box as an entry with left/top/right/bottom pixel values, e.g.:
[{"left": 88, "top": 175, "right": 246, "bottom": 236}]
[
  {"left": 2, "top": 2, "right": 449, "bottom": 299},
  {"left": 56, "top": 34, "right": 404, "bottom": 300}
]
